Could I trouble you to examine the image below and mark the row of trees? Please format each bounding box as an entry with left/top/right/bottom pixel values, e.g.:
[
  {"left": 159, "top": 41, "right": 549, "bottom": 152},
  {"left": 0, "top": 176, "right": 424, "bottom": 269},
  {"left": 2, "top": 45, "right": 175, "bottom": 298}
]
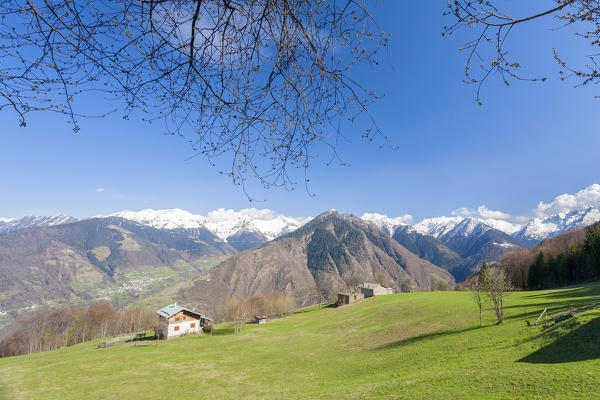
[
  {"left": 528, "top": 224, "right": 600, "bottom": 289},
  {"left": 216, "top": 293, "right": 297, "bottom": 334},
  {"left": 0, "top": 302, "right": 156, "bottom": 358}
]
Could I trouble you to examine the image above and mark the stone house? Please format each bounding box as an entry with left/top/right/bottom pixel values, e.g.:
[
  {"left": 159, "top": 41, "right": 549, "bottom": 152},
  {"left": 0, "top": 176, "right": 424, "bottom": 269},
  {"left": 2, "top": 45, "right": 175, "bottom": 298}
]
[
  {"left": 360, "top": 283, "right": 393, "bottom": 298},
  {"left": 337, "top": 291, "right": 364, "bottom": 306}
]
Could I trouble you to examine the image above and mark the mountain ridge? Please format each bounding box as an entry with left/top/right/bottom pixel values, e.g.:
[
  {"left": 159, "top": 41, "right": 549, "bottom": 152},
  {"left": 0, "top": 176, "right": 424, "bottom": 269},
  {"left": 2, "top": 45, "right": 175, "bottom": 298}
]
[{"left": 179, "top": 211, "right": 456, "bottom": 313}]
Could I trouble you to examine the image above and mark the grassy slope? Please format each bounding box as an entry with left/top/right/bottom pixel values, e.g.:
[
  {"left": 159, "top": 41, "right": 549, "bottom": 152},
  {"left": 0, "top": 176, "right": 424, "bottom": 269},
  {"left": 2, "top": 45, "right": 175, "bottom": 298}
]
[{"left": 2, "top": 285, "right": 600, "bottom": 399}]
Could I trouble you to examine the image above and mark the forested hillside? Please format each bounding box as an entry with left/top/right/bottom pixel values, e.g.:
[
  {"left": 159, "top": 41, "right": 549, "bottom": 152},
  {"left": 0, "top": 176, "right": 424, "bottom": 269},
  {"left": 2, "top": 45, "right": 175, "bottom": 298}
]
[{"left": 528, "top": 224, "right": 600, "bottom": 289}]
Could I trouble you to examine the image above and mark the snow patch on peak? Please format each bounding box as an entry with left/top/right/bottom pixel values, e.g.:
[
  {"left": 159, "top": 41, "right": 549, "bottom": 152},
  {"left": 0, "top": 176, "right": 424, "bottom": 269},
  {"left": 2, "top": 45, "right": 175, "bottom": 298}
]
[
  {"left": 492, "top": 242, "right": 518, "bottom": 249},
  {"left": 204, "top": 208, "right": 311, "bottom": 241},
  {"left": 479, "top": 218, "right": 521, "bottom": 235},
  {"left": 515, "top": 207, "right": 600, "bottom": 244},
  {"left": 0, "top": 214, "right": 78, "bottom": 234},
  {"left": 109, "top": 209, "right": 206, "bottom": 230},
  {"left": 412, "top": 216, "right": 464, "bottom": 238},
  {"left": 361, "top": 213, "right": 412, "bottom": 235},
  {"left": 412, "top": 215, "right": 521, "bottom": 239},
  {"left": 107, "top": 207, "right": 311, "bottom": 242}
]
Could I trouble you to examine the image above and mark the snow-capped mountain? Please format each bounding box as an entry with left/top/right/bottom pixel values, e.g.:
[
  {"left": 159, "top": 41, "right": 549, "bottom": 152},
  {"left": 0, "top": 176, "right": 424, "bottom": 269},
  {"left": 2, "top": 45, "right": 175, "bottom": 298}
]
[
  {"left": 0, "top": 214, "right": 77, "bottom": 234},
  {"left": 361, "top": 213, "right": 411, "bottom": 235},
  {"left": 413, "top": 216, "right": 522, "bottom": 238},
  {"left": 109, "top": 209, "right": 206, "bottom": 231},
  {"left": 108, "top": 208, "right": 311, "bottom": 242},
  {"left": 514, "top": 207, "right": 600, "bottom": 247},
  {"left": 370, "top": 205, "right": 600, "bottom": 252},
  {"left": 412, "top": 216, "right": 466, "bottom": 238},
  {"left": 363, "top": 214, "right": 523, "bottom": 281}
]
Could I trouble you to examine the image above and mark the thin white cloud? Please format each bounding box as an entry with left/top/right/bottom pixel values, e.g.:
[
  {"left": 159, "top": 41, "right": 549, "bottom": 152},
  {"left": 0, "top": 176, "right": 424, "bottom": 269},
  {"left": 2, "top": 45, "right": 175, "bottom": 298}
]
[
  {"left": 534, "top": 184, "right": 600, "bottom": 217},
  {"left": 451, "top": 207, "right": 473, "bottom": 217},
  {"left": 361, "top": 212, "right": 413, "bottom": 225},
  {"left": 476, "top": 205, "right": 511, "bottom": 220},
  {"left": 206, "top": 207, "right": 312, "bottom": 225},
  {"left": 451, "top": 205, "right": 512, "bottom": 221},
  {"left": 95, "top": 188, "right": 105, "bottom": 193}
]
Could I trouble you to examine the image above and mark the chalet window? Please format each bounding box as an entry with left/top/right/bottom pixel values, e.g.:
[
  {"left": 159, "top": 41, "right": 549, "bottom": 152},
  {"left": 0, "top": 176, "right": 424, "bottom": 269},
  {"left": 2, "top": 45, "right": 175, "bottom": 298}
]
[
  {"left": 190, "top": 323, "right": 195, "bottom": 328},
  {"left": 175, "top": 317, "right": 180, "bottom": 322},
  {"left": 174, "top": 326, "right": 179, "bottom": 331}
]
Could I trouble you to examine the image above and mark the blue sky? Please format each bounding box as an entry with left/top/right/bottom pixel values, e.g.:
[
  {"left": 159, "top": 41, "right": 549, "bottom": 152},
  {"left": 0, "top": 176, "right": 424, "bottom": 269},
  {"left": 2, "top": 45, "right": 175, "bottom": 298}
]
[{"left": 1, "top": 2, "right": 599, "bottom": 221}]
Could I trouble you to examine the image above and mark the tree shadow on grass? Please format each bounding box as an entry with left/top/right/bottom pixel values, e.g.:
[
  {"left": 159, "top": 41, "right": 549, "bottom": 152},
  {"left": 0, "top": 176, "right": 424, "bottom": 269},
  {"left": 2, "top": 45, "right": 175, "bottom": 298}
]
[
  {"left": 372, "top": 325, "right": 483, "bottom": 351},
  {"left": 519, "top": 317, "right": 600, "bottom": 364},
  {"left": 210, "top": 325, "right": 235, "bottom": 336},
  {"left": 293, "top": 304, "right": 334, "bottom": 315},
  {"left": 126, "top": 334, "right": 159, "bottom": 343},
  {"left": 522, "top": 285, "right": 600, "bottom": 302}
]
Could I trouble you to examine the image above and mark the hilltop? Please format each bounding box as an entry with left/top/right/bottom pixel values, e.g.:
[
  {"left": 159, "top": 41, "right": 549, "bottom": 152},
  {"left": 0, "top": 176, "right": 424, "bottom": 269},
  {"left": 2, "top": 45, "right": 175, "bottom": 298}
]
[{"left": 1, "top": 283, "right": 600, "bottom": 399}]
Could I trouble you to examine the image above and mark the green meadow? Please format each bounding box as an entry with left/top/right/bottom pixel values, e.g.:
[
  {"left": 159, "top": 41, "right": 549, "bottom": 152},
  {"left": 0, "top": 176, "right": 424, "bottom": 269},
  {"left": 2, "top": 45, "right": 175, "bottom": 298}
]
[{"left": 2, "top": 285, "right": 600, "bottom": 399}]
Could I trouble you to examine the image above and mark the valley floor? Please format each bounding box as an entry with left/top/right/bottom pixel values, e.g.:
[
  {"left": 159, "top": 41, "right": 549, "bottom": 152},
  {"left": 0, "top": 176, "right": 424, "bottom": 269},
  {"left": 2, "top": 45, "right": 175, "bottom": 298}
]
[{"left": 2, "top": 285, "right": 600, "bottom": 399}]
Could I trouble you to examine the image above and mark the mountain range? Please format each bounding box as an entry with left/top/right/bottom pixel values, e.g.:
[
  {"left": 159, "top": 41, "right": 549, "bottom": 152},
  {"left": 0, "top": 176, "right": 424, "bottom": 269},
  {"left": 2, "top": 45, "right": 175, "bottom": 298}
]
[
  {"left": 4, "top": 206, "right": 600, "bottom": 253},
  {"left": 3, "top": 206, "right": 600, "bottom": 282},
  {"left": 2, "top": 203, "right": 600, "bottom": 334},
  {"left": 0, "top": 214, "right": 77, "bottom": 234},
  {"left": 179, "top": 211, "right": 455, "bottom": 313},
  {"left": 0, "top": 217, "right": 234, "bottom": 334}
]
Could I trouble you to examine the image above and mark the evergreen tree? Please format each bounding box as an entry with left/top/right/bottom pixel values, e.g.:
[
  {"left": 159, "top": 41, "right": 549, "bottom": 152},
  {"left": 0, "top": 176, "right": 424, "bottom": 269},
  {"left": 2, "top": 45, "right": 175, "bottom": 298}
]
[
  {"left": 479, "top": 261, "right": 491, "bottom": 289},
  {"left": 528, "top": 252, "right": 545, "bottom": 289}
]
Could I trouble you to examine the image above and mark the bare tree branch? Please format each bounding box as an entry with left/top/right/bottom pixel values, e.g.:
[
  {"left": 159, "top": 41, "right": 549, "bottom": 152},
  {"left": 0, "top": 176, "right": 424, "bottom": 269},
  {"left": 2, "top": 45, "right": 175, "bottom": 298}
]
[
  {"left": 0, "top": 1, "right": 388, "bottom": 196},
  {"left": 444, "top": 0, "right": 600, "bottom": 104}
]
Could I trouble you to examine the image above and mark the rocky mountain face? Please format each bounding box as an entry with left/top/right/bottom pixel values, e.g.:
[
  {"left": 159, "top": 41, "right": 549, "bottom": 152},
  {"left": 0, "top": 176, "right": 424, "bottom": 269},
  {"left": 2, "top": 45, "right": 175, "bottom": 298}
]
[
  {"left": 367, "top": 215, "right": 524, "bottom": 281},
  {"left": 179, "top": 211, "right": 455, "bottom": 312},
  {"left": 0, "top": 217, "right": 235, "bottom": 334},
  {"left": 392, "top": 226, "right": 464, "bottom": 275},
  {"left": 366, "top": 207, "right": 600, "bottom": 281},
  {"left": 435, "top": 218, "right": 523, "bottom": 280}
]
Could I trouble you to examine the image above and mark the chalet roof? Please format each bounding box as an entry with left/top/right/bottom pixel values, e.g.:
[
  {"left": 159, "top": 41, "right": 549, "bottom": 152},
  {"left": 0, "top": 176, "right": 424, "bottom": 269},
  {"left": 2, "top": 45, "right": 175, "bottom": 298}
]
[{"left": 156, "top": 304, "right": 212, "bottom": 321}]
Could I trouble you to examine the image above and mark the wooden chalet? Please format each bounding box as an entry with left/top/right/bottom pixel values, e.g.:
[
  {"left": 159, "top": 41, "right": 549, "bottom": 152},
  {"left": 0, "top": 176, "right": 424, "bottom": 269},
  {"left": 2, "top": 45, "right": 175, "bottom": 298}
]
[{"left": 156, "top": 303, "right": 212, "bottom": 340}]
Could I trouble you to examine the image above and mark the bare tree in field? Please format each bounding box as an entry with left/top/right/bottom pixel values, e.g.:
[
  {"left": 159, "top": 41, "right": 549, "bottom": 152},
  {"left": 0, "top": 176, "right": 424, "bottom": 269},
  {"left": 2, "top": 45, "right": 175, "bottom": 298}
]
[
  {"left": 313, "top": 274, "right": 334, "bottom": 309},
  {"left": 225, "top": 297, "right": 251, "bottom": 333},
  {"left": 470, "top": 276, "right": 486, "bottom": 327},
  {"left": 444, "top": 1, "right": 600, "bottom": 104},
  {"left": 0, "top": 1, "right": 387, "bottom": 192},
  {"left": 398, "top": 277, "right": 412, "bottom": 293},
  {"left": 485, "top": 268, "right": 513, "bottom": 324}
]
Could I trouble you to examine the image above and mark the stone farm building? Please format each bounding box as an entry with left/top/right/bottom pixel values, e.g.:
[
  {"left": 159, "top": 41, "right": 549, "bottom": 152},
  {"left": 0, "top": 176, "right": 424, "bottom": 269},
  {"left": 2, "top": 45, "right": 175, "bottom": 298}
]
[
  {"left": 360, "top": 283, "right": 393, "bottom": 298},
  {"left": 337, "top": 292, "right": 364, "bottom": 306},
  {"left": 156, "top": 304, "right": 212, "bottom": 340}
]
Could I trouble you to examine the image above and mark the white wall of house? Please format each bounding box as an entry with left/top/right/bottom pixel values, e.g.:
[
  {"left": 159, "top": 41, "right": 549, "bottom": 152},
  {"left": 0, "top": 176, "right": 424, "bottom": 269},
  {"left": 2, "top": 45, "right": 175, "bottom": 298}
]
[
  {"left": 167, "top": 319, "right": 201, "bottom": 339},
  {"left": 372, "top": 286, "right": 388, "bottom": 296}
]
